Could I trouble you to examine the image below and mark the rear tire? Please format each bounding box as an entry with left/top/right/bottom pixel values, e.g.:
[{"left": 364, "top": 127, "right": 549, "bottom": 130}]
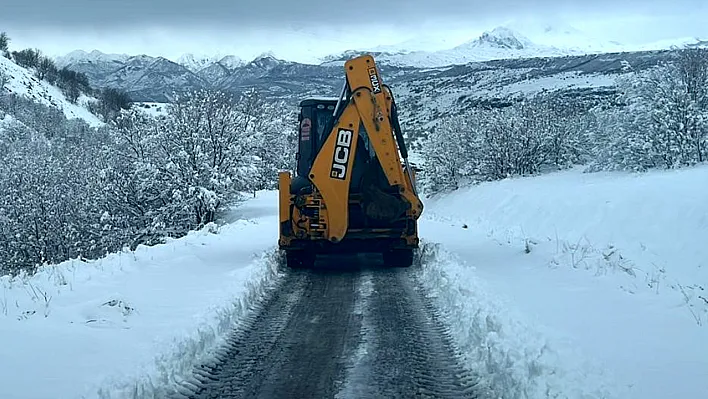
[
  {"left": 382, "top": 248, "right": 413, "bottom": 268},
  {"left": 285, "top": 250, "right": 315, "bottom": 269}
]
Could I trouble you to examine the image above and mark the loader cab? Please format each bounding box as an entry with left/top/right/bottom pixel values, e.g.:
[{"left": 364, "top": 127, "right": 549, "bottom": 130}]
[
  {"left": 295, "top": 97, "right": 339, "bottom": 178},
  {"left": 292, "top": 97, "right": 376, "bottom": 195}
]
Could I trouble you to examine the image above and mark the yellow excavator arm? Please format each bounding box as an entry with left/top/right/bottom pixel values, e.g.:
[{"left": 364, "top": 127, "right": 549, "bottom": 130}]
[{"left": 308, "top": 55, "right": 423, "bottom": 243}]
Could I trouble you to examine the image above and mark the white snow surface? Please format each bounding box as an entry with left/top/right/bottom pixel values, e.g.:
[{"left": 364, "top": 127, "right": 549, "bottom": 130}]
[
  {"left": 2, "top": 164, "right": 707, "bottom": 399},
  {"left": 476, "top": 71, "right": 619, "bottom": 99},
  {"left": 0, "top": 192, "right": 283, "bottom": 399},
  {"left": 0, "top": 55, "right": 103, "bottom": 127},
  {"left": 134, "top": 102, "right": 169, "bottom": 117},
  {"left": 417, "top": 164, "right": 708, "bottom": 399}
]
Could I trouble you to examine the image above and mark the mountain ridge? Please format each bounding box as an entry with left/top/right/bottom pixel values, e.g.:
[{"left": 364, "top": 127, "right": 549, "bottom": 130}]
[{"left": 54, "top": 24, "right": 707, "bottom": 73}]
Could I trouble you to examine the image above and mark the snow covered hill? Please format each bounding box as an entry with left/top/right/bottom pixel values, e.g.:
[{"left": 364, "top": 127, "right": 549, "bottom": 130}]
[
  {"left": 391, "top": 49, "right": 672, "bottom": 133},
  {"left": 1, "top": 164, "right": 706, "bottom": 399},
  {"left": 0, "top": 55, "right": 103, "bottom": 127}
]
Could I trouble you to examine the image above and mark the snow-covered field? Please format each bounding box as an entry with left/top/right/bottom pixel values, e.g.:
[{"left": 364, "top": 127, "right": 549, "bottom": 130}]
[
  {"left": 0, "top": 193, "right": 283, "bottom": 399},
  {"left": 0, "top": 56, "right": 103, "bottom": 127},
  {"left": 134, "top": 101, "right": 169, "bottom": 117},
  {"left": 417, "top": 164, "right": 708, "bottom": 399},
  {"left": 2, "top": 165, "right": 706, "bottom": 399}
]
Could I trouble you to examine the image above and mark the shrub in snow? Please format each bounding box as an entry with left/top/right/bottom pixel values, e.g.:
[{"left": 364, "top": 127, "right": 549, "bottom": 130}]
[
  {"left": 0, "top": 70, "right": 8, "bottom": 91},
  {"left": 0, "top": 32, "right": 9, "bottom": 57},
  {"left": 419, "top": 93, "right": 591, "bottom": 194}
]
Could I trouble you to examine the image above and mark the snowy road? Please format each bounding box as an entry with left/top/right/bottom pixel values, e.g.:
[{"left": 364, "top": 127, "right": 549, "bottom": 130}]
[
  {"left": 183, "top": 255, "right": 478, "bottom": 399},
  {"left": 4, "top": 165, "right": 706, "bottom": 399}
]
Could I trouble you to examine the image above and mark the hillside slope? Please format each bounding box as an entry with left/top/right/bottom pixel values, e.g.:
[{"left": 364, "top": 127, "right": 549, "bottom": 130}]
[{"left": 0, "top": 55, "right": 103, "bottom": 127}]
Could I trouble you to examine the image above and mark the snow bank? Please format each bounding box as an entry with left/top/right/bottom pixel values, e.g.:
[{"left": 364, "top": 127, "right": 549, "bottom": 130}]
[
  {"left": 419, "top": 165, "right": 708, "bottom": 399},
  {"left": 414, "top": 242, "right": 617, "bottom": 399},
  {"left": 0, "top": 191, "right": 284, "bottom": 399}
]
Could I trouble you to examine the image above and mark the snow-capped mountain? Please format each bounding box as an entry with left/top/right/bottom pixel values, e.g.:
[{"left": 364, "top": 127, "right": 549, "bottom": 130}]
[
  {"left": 322, "top": 27, "right": 587, "bottom": 68},
  {"left": 196, "top": 61, "right": 232, "bottom": 83},
  {"left": 468, "top": 27, "right": 534, "bottom": 50},
  {"left": 105, "top": 56, "right": 208, "bottom": 102},
  {"left": 217, "top": 55, "right": 246, "bottom": 70},
  {"left": 175, "top": 53, "right": 246, "bottom": 72},
  {"left": 54, "top": 49, "right": 130, "bottom": 68},
  {"left": 176, "top": 53, "right": 221, "bottom": 73},
  {"left": 320, "top": 24, "right": 704, "bottom": 68},
  {"left": 500, "top": 19, "right": 626, "bottom": 54},
  {"left": 57, "top": 52, "right": 208, "bottom": 102},
  {"left": 0, "top": 54, "right": 103, "bottom": 127}
]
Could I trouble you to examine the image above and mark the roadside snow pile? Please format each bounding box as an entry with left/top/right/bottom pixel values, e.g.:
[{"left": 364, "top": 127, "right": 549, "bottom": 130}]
[
  {"left": 0, "top": 55, "right": 103, "bottom": 127},
  {"left": 0, "top": 191, "right": 283, "bottom": 399},
  {"left": 418, "top": 164, "right": 708, "bottom": 399},
  {"left": 414, "top": 242, "right": 618, "bottom": 399}
]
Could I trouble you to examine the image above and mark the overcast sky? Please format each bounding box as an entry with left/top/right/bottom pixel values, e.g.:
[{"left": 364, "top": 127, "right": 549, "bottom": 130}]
[{"left": 1, "top": 1, "right": 706, "bottom": 62}]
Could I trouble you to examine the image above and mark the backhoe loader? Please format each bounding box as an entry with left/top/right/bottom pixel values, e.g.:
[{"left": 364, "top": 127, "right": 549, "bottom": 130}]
[{"left": 278, "top": 54, "right": 423, "bottom": 268}]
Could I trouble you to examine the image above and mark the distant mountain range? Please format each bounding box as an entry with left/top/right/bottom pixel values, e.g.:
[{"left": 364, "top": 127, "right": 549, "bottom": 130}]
[
  {"left": 50, "top": 25, "right": 701, "bottom": 109},
  {"left": 5, "top": 22, "right": 696, "bottom": 149}
]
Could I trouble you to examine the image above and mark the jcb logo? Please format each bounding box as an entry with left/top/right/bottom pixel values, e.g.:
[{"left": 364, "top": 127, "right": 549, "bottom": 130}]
[
  {"left": 330, "top": 128, "right": 353, "bottom": 180},
  {"left": 368, "top": 67, "right": 381, "bottom": 94}
]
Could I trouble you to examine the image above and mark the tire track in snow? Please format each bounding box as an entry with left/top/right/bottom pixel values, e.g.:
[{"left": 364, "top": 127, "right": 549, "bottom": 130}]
[
  {"left": 176, "top": 255, "right": 480, "bottom": 398},
  {"left": 344, "top": 267, "right": 479, "bottom": 398}
]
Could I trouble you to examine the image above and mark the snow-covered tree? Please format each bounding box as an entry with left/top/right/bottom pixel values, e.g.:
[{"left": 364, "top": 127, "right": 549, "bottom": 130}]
[
  {"left": 0, "top": 32, "right": 9, "bottom": 57},
  {"left": 419, "top": 113, "right": 479, "bottom": 193},
  {"left": 1, "top": 87, "right": 296, "bottom": 275},
  {"left": 0, "top": 70, "right": 8, "bottom": 91},
  {"left": 0, "top": 116, "right": 113, "bottom": 274},
  {"left": 232, "top": 89, "right": 297, "bottom": 194},
  {"left": 107, "top": 88, "right": 294, "bottom": 237},
  {"left": 158, "top": 89, "right": 262, "bottom": 227},
  {"left": 591, "top": 47, "right": 708, "bottom": 171},
  {"left": 419, "top": 93, "right": 593, "bottom": 193}
]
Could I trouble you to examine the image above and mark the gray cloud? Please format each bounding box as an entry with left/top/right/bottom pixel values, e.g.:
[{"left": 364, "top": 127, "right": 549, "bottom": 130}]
[{"left": 1, "top": 0, "right": 703, "bottom": 30}]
